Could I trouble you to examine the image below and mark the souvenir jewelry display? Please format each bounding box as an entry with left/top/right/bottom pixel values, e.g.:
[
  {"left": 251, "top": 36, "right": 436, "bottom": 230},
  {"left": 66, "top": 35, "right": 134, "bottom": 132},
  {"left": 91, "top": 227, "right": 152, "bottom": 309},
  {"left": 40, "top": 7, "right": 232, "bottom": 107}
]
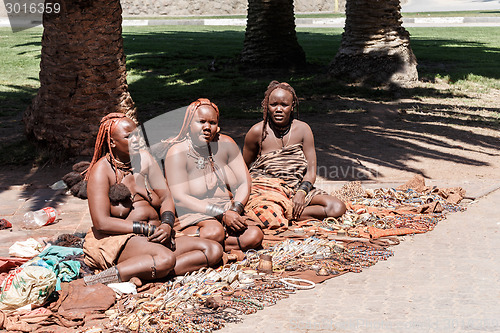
[{"left": 106, "top": 181, "right": 465, "bottom": 333}]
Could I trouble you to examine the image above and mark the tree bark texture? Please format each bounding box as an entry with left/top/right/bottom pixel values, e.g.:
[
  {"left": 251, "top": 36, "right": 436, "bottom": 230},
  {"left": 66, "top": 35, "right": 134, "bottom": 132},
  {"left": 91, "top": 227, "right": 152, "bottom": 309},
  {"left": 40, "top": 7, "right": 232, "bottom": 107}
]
[
  {"left": 241, "top": 0, "right": 306, "bottom": 69},
  {"left": 24, "top": 0, "right": 136, "bottom": 156},
  {"left": 329, "top": 0, "right": 418, "bottom": 85}
]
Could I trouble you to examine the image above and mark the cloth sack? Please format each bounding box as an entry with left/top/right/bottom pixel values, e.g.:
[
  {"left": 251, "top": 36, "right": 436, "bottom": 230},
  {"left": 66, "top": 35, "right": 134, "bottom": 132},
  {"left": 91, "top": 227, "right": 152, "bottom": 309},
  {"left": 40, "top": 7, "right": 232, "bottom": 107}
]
[{"left": 0, "top": 265, "right": 56, "bottom": 310}]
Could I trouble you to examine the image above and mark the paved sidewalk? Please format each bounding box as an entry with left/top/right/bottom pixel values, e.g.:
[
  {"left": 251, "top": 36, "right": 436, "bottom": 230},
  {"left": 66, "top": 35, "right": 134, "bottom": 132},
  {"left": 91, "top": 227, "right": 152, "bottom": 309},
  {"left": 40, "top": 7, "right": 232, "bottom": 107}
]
[
  {"left": 218, "top": 186, "right": 500, "bottom": 333},
  {"left": 0, "top": 187, "right": 91, "bottom": 257}
]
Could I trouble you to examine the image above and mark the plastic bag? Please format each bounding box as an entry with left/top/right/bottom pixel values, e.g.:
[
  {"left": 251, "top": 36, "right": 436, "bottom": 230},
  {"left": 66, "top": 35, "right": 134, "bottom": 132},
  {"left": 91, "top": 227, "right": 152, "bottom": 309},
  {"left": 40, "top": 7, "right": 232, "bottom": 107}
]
[
  {"left": 107, "top": 282, "right": 137, "bottom": 295},
  {"left": 0, "top": 265, "right": 56, "bottom": 310},
  {"left": 8, "top": 238, "right": 45, "bottom": 258}
]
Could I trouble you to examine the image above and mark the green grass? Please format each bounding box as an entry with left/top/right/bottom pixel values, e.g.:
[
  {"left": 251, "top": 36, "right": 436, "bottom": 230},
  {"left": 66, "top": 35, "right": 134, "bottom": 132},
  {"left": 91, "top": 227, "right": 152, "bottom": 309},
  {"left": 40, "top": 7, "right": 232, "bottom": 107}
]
[
  {"left": 0, "top": 24, "right": 499, "bottom": 163},
  {"left": 407, "top": 27, "right": 500, "bottom": 87},
  {"left": 0, "top": 28, "right": 41, "bottom": 117}
]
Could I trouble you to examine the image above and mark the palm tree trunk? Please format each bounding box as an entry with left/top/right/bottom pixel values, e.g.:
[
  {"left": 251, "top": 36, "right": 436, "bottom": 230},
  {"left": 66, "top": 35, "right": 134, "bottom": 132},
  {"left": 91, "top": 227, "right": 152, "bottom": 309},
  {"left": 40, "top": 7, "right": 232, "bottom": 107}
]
[
  {"left": 24, "top": 0, "right": 136, "bottom": 156},
  {"left": 329, "top": 0, "right": 418, "bottom": 86},
  {"left": 240, "top": 0, "right": 306, "bottom": 69}
]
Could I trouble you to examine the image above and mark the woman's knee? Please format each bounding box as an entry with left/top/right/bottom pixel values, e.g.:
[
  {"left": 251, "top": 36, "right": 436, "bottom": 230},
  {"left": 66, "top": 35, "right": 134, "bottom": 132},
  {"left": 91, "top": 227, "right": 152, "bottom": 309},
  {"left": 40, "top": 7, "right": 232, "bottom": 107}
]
[
  {"left": 200, "top": 224, "right": 225, "bottom": 243},
  {"left": 240, "top": 226, "right": 263, "bottom": 250},
  {"left": 326, "top": 198, "right": 346, "bottom": 217},
  {"left": 203, "top": 241, "right": 224, "bottom": 266},
  {"left": 153, "top": 249, "right": 176, "bottom": 273}
]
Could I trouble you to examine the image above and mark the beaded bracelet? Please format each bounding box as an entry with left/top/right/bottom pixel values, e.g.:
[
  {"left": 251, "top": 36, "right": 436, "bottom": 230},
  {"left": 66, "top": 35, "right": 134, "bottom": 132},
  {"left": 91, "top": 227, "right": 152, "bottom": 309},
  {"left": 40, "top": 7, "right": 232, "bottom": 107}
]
[{"left": 161, "top": 211, "right": 175, "bottom": 228}]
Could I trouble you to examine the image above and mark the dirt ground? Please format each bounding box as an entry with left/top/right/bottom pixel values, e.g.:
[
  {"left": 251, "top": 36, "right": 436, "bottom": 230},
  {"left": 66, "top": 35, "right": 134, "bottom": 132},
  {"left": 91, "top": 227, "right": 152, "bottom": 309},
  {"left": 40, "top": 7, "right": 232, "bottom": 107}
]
[{"left": 1, "top": 81, "right": 499, "bottom": 190}]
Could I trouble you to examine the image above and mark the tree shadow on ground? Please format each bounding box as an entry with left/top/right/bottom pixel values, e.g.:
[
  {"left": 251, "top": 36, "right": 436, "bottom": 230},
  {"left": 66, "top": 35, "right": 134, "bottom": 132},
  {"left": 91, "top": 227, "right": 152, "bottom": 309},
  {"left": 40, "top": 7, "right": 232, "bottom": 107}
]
[
  {"left": 0, "top": 85, "right": 73, "bottom": 211},
  {"left": 222, "top": 100, "right": 499, "bottom": 181}
]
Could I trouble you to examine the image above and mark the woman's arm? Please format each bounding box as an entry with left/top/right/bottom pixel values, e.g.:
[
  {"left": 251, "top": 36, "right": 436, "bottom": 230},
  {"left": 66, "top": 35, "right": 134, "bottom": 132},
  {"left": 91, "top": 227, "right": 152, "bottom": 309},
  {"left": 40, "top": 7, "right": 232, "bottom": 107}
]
[
  {"left": 223, "top": 135, "right": 252, "bottom": 205},
  {"left": 220, "top": 135, "right": 252, "bottom": 231},
  {"left": 87, "top": 160, "right": 134, "bottom": 234},
  {"left": 291, "top": 122, "right": 317, "bottom": 219},
  {"left": 141, "top": 151, "right": 176, "bottom": 247},
  {"left": 242, "top": 122, "right": 263, "bottom": 168},
  {"left": 300, "top": 122, "right": 317, "bottom": 185},
  {"left": 141, "top": 150, "right": 175, "bottom": 215}
]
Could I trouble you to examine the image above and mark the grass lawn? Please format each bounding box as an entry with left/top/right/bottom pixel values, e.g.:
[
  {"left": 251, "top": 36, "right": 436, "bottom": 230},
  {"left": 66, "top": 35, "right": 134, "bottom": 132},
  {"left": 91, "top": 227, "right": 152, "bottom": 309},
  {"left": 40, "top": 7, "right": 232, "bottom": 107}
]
[{"left": 0, "top": 24, "right": 499, "bottom": 163}]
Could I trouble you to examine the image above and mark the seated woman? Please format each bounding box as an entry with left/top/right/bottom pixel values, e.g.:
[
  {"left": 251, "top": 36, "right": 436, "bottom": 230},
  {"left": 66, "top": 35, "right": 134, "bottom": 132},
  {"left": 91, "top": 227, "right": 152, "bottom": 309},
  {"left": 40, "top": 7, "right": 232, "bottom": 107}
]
[
  {"left": 164, "top": 98, "right": 263, "bottom": 251},
  {"left": 243, "top": 81, "right": 346, "bottom": 226},
  {"left": 82, "top": 113, "right": 223, "bottom": 285}
]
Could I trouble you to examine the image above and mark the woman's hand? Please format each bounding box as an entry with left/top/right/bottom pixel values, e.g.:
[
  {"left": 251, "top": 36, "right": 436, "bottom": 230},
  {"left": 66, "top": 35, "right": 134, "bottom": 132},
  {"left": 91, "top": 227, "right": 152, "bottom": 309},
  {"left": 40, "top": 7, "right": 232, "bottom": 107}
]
[
  {"left": 292, "top": 191, "right": 307, "bottom": 220},
  {"left": 148, "top": 224, "right": 176, "bottom": 250},
  {"left": 222, "top": 210, "right": 248, "bottom": 232}
]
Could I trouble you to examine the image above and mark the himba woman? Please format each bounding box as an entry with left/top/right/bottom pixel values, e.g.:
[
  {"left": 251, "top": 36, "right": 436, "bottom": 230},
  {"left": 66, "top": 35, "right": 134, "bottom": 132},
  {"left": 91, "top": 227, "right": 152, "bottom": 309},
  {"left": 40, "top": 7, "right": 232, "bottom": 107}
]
[
  {"left": 242, "top": 81, "right": 346, "bottom": 227},
  {"left": 164, "top": 98, "right": 263, "bottom": 251},
  {"left": 82, "top": 113, "right": 223, "bottom": 285}
]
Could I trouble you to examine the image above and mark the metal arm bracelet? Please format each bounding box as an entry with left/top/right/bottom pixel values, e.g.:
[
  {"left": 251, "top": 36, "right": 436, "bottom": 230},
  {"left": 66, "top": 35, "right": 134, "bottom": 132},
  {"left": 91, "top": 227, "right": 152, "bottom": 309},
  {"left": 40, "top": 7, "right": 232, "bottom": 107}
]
[
  {"left": 160, "top": 211, "right": 175, "bottom": 228},
  {"left": 133, "top": 221, "right": 156, "bottom": 237}
]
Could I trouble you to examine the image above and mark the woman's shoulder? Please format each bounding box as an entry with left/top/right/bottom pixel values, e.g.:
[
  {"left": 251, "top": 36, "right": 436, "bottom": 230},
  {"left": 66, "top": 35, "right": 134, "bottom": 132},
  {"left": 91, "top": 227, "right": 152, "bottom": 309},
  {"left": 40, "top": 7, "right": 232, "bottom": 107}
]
[
  {"left": 249, "top": 120, "right": 265, "bottom": 132},
  {"left": 218, "top": 133, "right": 237, "bottom": 144},
  {"left": 293, "top": 119, "right": 313, "bottom": 136},
  {"left": 293, "top": 119, "right": 311, "bottom": 130},
  {"left": 245, "top": 121, "right": 265, "bottom": 140},
  {"left": 88, "top": 156, "right": 113, "bottom": 182},
  {"left": 166, "top": 140, "right": 188, "bottom": 156},
  {"left": 139, "top": 149, "right": 156, "bottom": 162}
]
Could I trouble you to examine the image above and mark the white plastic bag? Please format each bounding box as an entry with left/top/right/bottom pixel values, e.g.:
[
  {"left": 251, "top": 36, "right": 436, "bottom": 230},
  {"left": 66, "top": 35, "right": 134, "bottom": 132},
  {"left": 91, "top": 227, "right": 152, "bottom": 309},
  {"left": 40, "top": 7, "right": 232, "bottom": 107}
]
[
  {"left": 8, "top": 238, "right": 44, "bottom": 258},
  {"left": 107, "top": 282, "right": 137, "bottom": 296},
  {"left": 0, "top": 265, "right": 56, "bottom": 310}
]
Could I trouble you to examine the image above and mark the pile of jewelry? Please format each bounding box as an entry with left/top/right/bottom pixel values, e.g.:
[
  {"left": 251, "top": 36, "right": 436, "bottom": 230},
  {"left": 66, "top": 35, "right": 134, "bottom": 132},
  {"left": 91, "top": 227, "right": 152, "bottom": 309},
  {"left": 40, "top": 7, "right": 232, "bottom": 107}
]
[
  {"left": 106, "top": 237, "right": 394, "bottom": 332},
  {"left": 346, "top": 244, "right": 394, "bottom": 273},
  {"left": 381, "top": 213, "right": 441, "bottom": 232},
  {"left": 104, "top": 182, "right": 466, "bottom": 333},
  {"left": 222, "top": 279, "right": 296, "bottom": 315},
  {"left": 352, "top": 188, "right": 464, "bottom": 212},
  {"left": 331, "top": 180, "right": 366, "bottom": 203},
  {"left": 318, "top": 187, "right": 465, "bottom": 234},
  {"left": 243, "top": 237, "right": 392, "bottom": 276},
  {"left": 107, "top": 264, "right": 258, "bottom": 332}
]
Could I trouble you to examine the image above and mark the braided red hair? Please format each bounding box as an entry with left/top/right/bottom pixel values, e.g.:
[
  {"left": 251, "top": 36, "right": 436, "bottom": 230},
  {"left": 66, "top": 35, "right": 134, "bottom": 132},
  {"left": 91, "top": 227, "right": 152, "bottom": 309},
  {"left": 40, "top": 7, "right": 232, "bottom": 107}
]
[{"left": 84, "top": 113, "right": 129, "bottom": 181}]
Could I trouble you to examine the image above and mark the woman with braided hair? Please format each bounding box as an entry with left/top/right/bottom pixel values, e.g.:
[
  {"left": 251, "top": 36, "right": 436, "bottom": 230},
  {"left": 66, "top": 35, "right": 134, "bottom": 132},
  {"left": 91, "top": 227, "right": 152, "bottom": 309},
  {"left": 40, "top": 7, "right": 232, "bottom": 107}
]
[
  {"left": 82, "top": 113, "right": 223, "bottom": 285},
  {"left": 243, "top": 81, "right": 345, "bottom": 227},
  {"left": 164, "top": 98, "right": 263, "bottom": 251}
]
